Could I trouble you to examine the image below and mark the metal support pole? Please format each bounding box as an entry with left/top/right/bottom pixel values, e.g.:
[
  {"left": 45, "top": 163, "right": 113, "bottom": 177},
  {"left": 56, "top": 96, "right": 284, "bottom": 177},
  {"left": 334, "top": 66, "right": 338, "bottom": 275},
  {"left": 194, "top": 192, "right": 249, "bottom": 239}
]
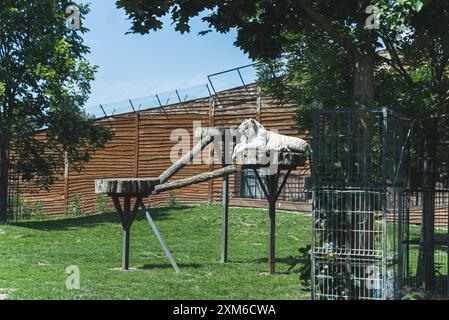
[
  {"left": 122, "top": 225, "right": 130, "bottom": 270},
  {"left": 221, "top": 132, "right": 229, "bottom": 263},
  {"left": 122, "top": 196, "right": 131, "bottom": 270},
  {"left": 311, "top": 110, "right": 318, "bottom": 300},
  {"left": 140, "top": 200, "right": 180, "bottom": 273},
  {"left": 254, "top": 169, "right": 285, "bottom": 275},
  {"left": 267, "top": 173, "right": 280, "bottom": 275},
  {"left": 268, "top": 194, "right": 276, "bottom": 275},
  {"left": 221, "top": 175, "right": 229, "bottom": 263},
  {"left": 111, "top": 195, "right": 139, "bottom": 271}
]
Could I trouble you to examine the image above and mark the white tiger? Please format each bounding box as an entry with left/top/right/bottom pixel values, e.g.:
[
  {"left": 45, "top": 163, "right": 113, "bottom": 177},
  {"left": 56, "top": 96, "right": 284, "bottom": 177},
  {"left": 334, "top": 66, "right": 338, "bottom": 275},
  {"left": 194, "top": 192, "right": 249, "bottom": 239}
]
[{"left": 232, "top": 119, "right": 309, "bottom": 160}]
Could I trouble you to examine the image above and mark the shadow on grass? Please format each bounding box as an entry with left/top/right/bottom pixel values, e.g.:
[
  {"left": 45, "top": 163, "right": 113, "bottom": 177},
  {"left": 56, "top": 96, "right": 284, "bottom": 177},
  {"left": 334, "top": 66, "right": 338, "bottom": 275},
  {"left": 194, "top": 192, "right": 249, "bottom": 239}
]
[
  {"left": 13, "top": 205, "right": 190, "bottom": 231},
  {"left": 140, "top": 262, "right": 203, "bottom": 270},
  {"left": 231, "top": 255, "right": 306, "bottom": 274}
]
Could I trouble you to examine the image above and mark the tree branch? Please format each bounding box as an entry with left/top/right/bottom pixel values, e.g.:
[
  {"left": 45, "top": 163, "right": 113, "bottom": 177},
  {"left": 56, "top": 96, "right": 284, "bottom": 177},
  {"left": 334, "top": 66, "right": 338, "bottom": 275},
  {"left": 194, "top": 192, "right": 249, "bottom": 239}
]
[
  {"left": 297, "top": 0, "right": 359, "bottom": 55},
  {"left": 433, "top": 90, "right": 449, "bottom": 109},
  {"left": 378, "top": 32, "right": 414, "bottom": 87}
]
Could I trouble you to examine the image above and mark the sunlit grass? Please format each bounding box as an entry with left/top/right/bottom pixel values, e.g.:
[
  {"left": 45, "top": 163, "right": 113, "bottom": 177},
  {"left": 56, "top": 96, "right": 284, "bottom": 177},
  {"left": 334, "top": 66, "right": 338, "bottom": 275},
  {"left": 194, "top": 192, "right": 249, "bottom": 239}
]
[{"left": 0, "top": 205, "right": 311, "bottom": 300}]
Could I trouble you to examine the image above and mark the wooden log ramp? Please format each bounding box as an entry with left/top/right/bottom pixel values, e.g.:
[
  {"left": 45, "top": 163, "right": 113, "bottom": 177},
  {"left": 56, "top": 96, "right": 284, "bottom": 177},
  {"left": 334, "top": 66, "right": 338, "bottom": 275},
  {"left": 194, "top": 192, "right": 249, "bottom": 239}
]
[
  {"left": 158, "top": 134, "right": 214, "bottom": 184},
  {"left": 155, "top": 165, "right": 237, "bottom": 194}
]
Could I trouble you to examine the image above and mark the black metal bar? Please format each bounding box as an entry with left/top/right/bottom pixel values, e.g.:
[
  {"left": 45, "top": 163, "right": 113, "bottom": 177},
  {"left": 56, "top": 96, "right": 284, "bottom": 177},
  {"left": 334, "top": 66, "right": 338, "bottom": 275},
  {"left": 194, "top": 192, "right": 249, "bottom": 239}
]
[
  {"left": 207, "top": 63, "right": 257, "bottom": 78},
  {"left": 315, "top": 108, "right": 393, "bottom": 115},
  {"left": 207, "top": 75, "right": 226, "bottom": 108},
  {"left": 266, "top": 173, "right": 279, "bottom": 275},
  {"left": 344, "top": 111, "right": 353, "bottom": 298},
  {"left": 111, "top": 195, "right": 125, "bottom": 228},
  {"left": 175, "top": 90, "right": 182, "bottom": 103},
  {"left": 253, "top": 169, "right": 269, "bottom": 199},
  {"left": 122, "top": 227, "right": 130, "bottom": 270},
  {"left": 122, "top": 195, "right": 131, "bottom": 270},
  {"left": 206, "top": 84, "right": 212, "bottom": 96},
  {"left": 175, "top": 90, "right": 188, "bottom": 114},
  {"left": 139, "top": 199, "right": 181, "bottom": 273},
  {"left": 221, "top": 132, "right": 229, "bottom": 264},
  {"left": 128, "top": 99, "right": 137, "bottom": 114},
  {"left": 381, "top": 108, "right": 389, "bottom": 299},
  {"left": 155, "top": 94, "right": 168, "bottom": 117},
  {"left": 237, "top": 68, "right": 253, "bottom": 99},
  {"left": 99, "top": 104, "right": 113, "bottom": 127}
]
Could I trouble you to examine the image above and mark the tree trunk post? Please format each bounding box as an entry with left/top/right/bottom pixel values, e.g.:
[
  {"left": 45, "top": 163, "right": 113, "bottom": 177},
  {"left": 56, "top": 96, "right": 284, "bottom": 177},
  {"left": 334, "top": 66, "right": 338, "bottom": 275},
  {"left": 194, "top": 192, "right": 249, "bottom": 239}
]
[{"left": 353, "top": 53, "right": 375, "bottom": 108}]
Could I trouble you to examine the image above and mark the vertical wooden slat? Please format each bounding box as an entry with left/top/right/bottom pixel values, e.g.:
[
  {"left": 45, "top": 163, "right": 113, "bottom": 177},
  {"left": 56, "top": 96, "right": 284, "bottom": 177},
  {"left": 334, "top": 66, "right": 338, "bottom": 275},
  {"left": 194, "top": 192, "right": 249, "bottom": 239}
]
[
  {"left": 64, "top": 151, "right": 70, "bottom": 214},
  {"left": 134, "top": 113, "right": 140, "bottom": 178}
]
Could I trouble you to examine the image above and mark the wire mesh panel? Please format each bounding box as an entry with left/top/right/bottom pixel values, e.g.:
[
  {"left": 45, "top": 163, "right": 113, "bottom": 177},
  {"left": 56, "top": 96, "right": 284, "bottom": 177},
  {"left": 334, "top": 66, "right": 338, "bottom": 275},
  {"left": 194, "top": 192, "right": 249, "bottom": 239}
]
[
  {"left": 6, "top": 166, "right": 20, "bottom": 223},
  {"left": 311, "top": 108, "right": 407, "bottom": 300},
  {"left": 401, "top": 135, "right": 449, "bottom": 298}
]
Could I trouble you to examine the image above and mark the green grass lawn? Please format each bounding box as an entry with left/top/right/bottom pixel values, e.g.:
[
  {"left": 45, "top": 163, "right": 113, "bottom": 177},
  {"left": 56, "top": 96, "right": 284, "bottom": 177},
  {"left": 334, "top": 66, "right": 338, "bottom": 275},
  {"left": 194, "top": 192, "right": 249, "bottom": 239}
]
[{"left": 0, "top": 205, "right": 312, "bottom": 300}]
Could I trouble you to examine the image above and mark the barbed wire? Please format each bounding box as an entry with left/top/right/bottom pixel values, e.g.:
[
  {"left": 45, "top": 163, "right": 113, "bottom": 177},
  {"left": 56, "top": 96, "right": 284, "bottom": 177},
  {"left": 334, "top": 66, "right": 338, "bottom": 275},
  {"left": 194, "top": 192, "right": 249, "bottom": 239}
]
[{"left": 83, "top": 64, "right": 258, "bottom": 119}]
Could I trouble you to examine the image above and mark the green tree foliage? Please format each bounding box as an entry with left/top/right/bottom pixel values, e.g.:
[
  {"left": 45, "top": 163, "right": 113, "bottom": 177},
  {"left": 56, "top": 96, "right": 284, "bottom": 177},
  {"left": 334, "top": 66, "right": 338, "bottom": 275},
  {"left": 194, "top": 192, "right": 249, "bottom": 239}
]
[
  {"left": 258, "top": 1, "right": 449, "bottom": 135},
  {"left": 116, "top": 0, "right": 447, "bottom": 120},
  {"left": 0, "top": 1, "right": 112, "bottom": 222}
]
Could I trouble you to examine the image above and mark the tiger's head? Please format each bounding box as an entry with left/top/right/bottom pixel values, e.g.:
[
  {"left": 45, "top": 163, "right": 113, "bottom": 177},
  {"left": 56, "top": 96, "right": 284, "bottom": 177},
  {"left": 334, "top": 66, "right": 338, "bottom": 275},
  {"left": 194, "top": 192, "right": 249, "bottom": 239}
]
[{"left": 238, "top": 119, "right": 265, "bottom": 143}]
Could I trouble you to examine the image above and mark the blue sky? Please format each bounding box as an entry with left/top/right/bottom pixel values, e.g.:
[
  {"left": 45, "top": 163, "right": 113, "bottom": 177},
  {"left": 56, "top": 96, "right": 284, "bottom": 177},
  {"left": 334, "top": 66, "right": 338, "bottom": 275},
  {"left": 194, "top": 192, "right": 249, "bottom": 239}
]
[{"left": 81, "top": 1, "right": 253, "bottom": 108}]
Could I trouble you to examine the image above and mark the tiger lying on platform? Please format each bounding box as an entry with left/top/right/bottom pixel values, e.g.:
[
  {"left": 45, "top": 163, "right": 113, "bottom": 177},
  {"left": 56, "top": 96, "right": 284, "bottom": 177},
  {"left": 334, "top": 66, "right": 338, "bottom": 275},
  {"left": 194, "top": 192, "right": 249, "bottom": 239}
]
[{"left": 232, "top": 119, "right": 309, "bottom": 160}]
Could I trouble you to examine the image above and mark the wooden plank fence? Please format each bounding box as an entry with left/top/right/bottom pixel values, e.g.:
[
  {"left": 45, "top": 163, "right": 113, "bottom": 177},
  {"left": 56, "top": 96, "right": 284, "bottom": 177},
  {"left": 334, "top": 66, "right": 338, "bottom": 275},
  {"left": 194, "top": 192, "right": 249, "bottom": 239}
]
[{"left": 16, "top": 84, "right": 307, "bottom": 216}]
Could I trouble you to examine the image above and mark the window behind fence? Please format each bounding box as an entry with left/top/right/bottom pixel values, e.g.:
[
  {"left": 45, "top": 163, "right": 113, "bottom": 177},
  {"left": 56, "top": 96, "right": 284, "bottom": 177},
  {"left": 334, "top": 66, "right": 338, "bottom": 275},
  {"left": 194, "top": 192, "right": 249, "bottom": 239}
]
[{"left": 240, "top": 170, "right": 311, "bottom": 202}]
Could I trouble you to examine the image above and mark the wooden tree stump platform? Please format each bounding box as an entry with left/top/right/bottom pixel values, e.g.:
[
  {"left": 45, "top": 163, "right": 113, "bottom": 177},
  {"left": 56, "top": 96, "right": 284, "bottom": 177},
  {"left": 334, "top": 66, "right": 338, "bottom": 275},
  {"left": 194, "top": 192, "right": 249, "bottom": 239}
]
[
  {"left": 95, "top": 178, "right": 160, "bottom": 197},
  {"left": 95, "top": 177, "right": 160, "bottom": 270}
]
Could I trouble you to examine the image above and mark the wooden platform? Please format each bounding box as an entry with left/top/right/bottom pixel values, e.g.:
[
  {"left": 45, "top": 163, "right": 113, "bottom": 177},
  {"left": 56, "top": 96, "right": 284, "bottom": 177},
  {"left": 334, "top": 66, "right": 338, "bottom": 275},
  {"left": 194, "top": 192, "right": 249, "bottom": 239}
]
[
  {"left": 95, "top": 178, "right": 160, "bottom": 196},
  {"left": 234, "top": 150, "right": 306, "bottom": 168}
]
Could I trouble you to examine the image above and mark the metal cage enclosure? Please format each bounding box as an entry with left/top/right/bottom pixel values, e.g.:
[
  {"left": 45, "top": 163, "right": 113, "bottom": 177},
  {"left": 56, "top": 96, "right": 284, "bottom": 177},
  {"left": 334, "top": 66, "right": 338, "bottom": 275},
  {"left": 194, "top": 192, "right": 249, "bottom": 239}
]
[
  {"left": 401, "top": 125, "right": 449, "bottom": 298},
  {"left": 311, "top": 108, "right": 408, "bottom": 300}
]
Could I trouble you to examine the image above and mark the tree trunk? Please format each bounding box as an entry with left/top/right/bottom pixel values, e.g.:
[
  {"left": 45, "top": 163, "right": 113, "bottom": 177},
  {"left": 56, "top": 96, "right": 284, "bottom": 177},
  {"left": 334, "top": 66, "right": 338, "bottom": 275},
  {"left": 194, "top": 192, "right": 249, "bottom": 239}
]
[
  {"left": 0, "top": 140, "right": 10, "bottom": 224},
  {"left": 353, "top": 54, "right": 375, "bottom": 108},
  {"left": 417, "top": 119, "right": 438, "bottom": 291}
]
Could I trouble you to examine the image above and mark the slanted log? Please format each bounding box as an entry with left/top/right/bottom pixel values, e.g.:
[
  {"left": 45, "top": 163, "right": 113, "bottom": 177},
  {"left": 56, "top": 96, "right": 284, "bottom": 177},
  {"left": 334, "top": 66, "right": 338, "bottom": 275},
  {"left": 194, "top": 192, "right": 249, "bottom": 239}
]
[
  {"left": 155, "top": 165, "right": 237, "bottom": 194},
  {"left": 158, "top": 135, "right": 214, "bottom": 184},
  {"left": 95, "top": 178, "right": 160, "bottom": 196}
]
